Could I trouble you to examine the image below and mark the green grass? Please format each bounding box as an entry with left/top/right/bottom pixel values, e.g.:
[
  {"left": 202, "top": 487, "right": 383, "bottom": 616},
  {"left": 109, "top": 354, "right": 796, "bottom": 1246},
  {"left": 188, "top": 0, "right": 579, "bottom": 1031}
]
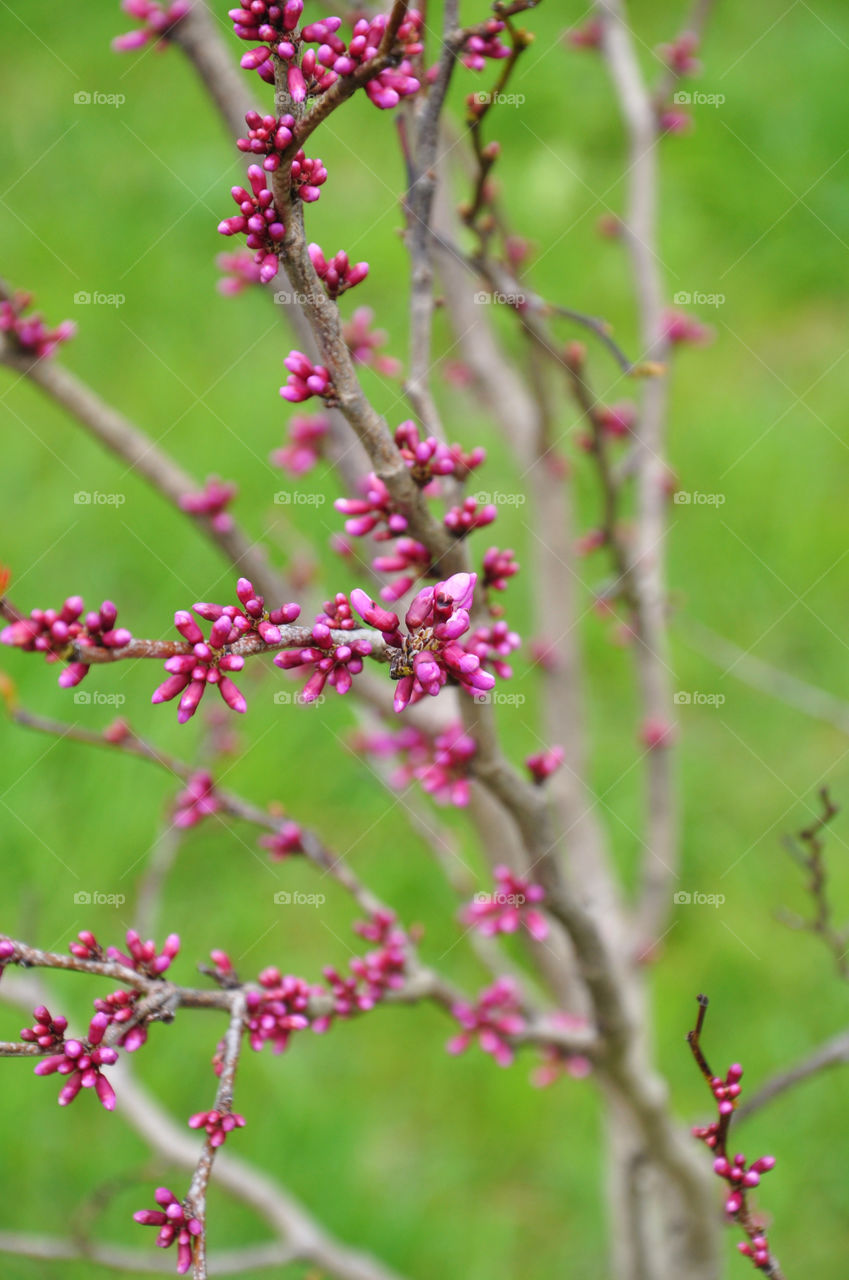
[{"left": 2, "top": 1, "right": 849, "bottom": 1276}]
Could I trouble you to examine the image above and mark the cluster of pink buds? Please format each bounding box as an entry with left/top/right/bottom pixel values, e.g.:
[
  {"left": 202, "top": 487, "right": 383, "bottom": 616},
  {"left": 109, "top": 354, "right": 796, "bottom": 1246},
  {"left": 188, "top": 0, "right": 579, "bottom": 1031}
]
[
  {"left": 112, "top": 0, "right": 190, "bottom": 52},
  {"left": 658, "top": 30, "right": 701, "bottom": 76},
  {"left": 336, "top": 473, "right": 406, "bottom": 540},
  {"left": 188, "top": 1108, "right": 246, "bottom": 1147},
  {"left": 444, "top": 496, "right": 497, "bottom": 537},
  {"left": 354, "top": 722, "right": 476, "bottom": 807},
  {"left": 1, "top": 596, "right": 131, "bottom": 688},
  {"left": 246, "top": 969, "right": 311, "bottom": 1053},
  {"left": 92, "top": 988, "right": 148, "bottom": 1052},
  {"left": 231, "top": 3, "right": 335, "bottom": 95},
  {"left": 482, "top": 546, "right": 519, "bottom": 594},
  {"left": 318, "top": 11, "right": 423, "bottom": 109},
  {"left": 274, "top": 592, "right": 371, "bottom": 700},
  {"left": 280, "top": 350, "right": 334, "bottom": 403},
  {"left": 152, "top": 611, "right": 247, "bottom": 723},
  {"left": 194, "top": 577, "right": 301, "bottom": 646},
  {"left": 107, "top": 928, "right": 180, "bottom": 977},
  {"left": 461, "top": 866, "right": 549, "bottom": 941},
  {"left": 596, "top": 400, "right": 637, "bottom": 439},
  {"left": 237, "top": 110, "right": 295, "bottom": 171},
  {"left": 293, "top": 153, "right": 328, "bottom": 202},
  {"left": 178, "top": 476, "right": 237, "bottom": 533},
  {"left": 173, "top": 770, "right": 222, "bottom": 829},
  {"left": 351, "top": 574, "right": 497, "bottom": 712},
  {"left": 218, "top": 166, "right": 285, "bottom": 285},
  {"left": 531, "top": 1013, "right": 593, "bottom": 1087},
  {"left": 343, "top": 307, "right": 401, "bottom": 376},
  {"left": 460, "top": 20, "right": 510, "bottom": 70},
  {"left": 271, "top": 412, "right": 330, "bottom": 476},
  {"left": 258, "top": 820, "right": 304, "bottom": 859},
  {"left": 216, "top": 250, "right": 265, "bottom": 295},
  {"left": 447, "top": 977, "right": 525, "bottom": 1068},
  {"left": 661, "top": 308, "right": 713, "bottom": 346},
  {"left": 69, "top": 929, "right": 102, "bottom": 961},
  {"left": 21, "top": 1005, "right": 67, "bottom": 1051},
  {"left": 349, "top": 910, "right": 408, "bottom": 1004},
  {"left": 526, "top": 745, "right": 565, "bottom": 784},
  {"left": 713, "top": 1152, "right": 777, "bottom": 1218},
  {"left": 394, "top": 420, "right": 485, "bottom": 487},
  {"left": 0, "top": 937, "right": 15, "bottom": 979},
  {"left": 134, "top": 1188, "right": 201, "bottom": 1275},
  {"left": 33, "top": 1010, "right": 118, "bottom": 1110},
  {"left": 466, "top": 620, "right": 521, "bottom": 681},
  {"left": 308, "top": 243, "right": 368, "bottom": 299},
  {"left": 0, "top": 291, "right": 76, "bottom": 359},
  {"left": 372, "top": 537, "right": 432, "bottom": 603}
]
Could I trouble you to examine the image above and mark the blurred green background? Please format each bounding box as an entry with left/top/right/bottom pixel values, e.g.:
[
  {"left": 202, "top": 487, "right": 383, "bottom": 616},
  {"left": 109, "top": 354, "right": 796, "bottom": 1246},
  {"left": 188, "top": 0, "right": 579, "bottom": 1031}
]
[{"left": 2, "top": 1, "right": 849, "bottom": 1276}]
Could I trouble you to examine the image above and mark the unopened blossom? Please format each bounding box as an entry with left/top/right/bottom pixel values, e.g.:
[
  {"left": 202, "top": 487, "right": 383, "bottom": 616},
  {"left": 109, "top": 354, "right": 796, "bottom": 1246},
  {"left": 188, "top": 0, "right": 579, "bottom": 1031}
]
[
  {"left": 113, "top": 0, "right": 190, "bottom": 52},
  {"left": 658, "top": 31, "right": 701, "bottom": 76},
  {"left": 713, "top": 1152, "right": 777, "bottom": 1216},
  {"left": 343, "top": 307, "right": 402, "bottom": 376},
  {"left": 531, "top": 1013, "right": 593, "bottom": 1087},
  {"left": 597, "top": 401, "right": 637, "bottom": 438},
  {"left": 21, "top": 1005, "right": 68, "bottom": 1050},
  {"left": 1, "top": 595, "right": 131, "bottom": 689},
  {"left": 372, "top": 537, "right": 432, "bottom": 602},
  {"left": 258, "top": 820, "right": 304, "bottom": 859},
  {"left": 216, "top": 250, "right": 265, "bottom": 295},
  {"left": 526, "top": 746, "right": 565, "bottom": 784},
  {"left": 218, "top": 165, "right": 285, "bottom": 285},
  {"left": 271, "top": 413, "right": 330, "bottom": 476},
  {"left": 188, "top": 1108, "right": 246, "bottom": 1147},
  {"left": 659, "top": 107, "right": 692, "bottom": 135},
  {"left": 447, "top": 977, "right": 525, "bottom": 1068},
  {"left": 308, "top": 243, "right": 368, "bottom": 299},
  {"left": 107, "top": 928, "right": 180, "bottom": 977},
  {"left": 482, "top": 546, "right": 519, "bottom": 593},
  {"left": 69, "top": 929, "right": 102, "bottom": 960},
  {"left": 349, "top": 910, "right": 408, "bottom": 1003},
  {"left": 738, "top": 1232, "right": 776, "bottom": 1270},
  {"left": 462, "top": 866, "right": 548, "bottom": 941},
  {"left": 394, "top": 420, "right": 485, "bottom": 487},
  {"left": 566, "top": 19, "right": 603, "bottom": 50},
  {"left": 280, "top": 349, "right": 334, "bottom": 403},
  {"left": 444, "top": 496, "right": 497, "bottom": 537},
  {"left": 274, "top": 593, "right": 370, "bottom": 700},
  {"left": 0, "top": 937, "right": 14, "bottom": 980},
  {"left": 178, "top": 476, "right": 237, "bottom": 533},
  {"left": 229, "top": 0, "right": 307, "bottom": 85},
  {"left": 173, "top": 770, "right": 222, "bottom": 829},
  {"left": 152, "top": 610, "right": 247, "bottom": 723},
  {"left": 576, "top": 528, "right": 606, "bottom": 557},
  {"left": 661, "top": 307, "right": 713, "bottom": 346},
  {"left": 336, "top": 473, "right": 407, "bottom": 540},
  {"left": 353, "top": 721, "right": 475, "bottom": 807},
  {"left": 466, "top": 620, "right": 521, "bottom": 681},
  {"left": 0, "top": 291, "right": 76, "bottom": 358},
  {"left": 246, "top": 969, "right": 311, "bottom": 1053},
  {"left": 351, "top": 574, "right": 496, "bottom": 711},
  {"left": 236, "top": 110, "right": 295, "bottom": 171},
  {"left": 293, "top": 153, "right": 328, "bottom": 202},
  {"left": 193, "top": 577, "right": 301, "bottom": 647},
  {"left": 460, "top": 19, "right": 510, "bottom": 70},
  {"left": 93, "top": 987, "right": 149, "bottom": 1051},
  {"left": 134, "top": 1187, "right": 201, "bottom": 1275},
  {"left": 316, "top": 10, "right": 423, "bottom": 109},
  {"left": 33, "top": 1010, "right": 118, "bottom": 1110},
  {"left": 640, "top": 716, "right": 675, "bottom": 750}
]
